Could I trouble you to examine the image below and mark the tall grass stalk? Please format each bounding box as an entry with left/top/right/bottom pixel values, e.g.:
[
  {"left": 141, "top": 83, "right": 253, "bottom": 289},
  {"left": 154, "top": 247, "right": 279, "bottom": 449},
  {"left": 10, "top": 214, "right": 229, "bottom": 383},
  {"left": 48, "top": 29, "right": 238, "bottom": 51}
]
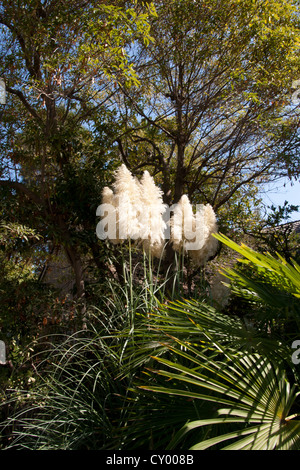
[{"left": 0, "top": 240, "right": 192, "bottom": 450}]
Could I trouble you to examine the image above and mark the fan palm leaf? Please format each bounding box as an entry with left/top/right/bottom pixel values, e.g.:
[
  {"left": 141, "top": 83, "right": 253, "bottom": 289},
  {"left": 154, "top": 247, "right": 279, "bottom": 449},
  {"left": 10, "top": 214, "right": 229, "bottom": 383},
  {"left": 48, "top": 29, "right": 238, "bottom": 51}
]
[
  {"left": 213, "top": 233, "right": 300, "bottom": 305},
  {"left": 121, "top": 296, "right": 291, "bottom": 376},
  {"left": 139, "top": 340, "right": 300, "bottom": 450}
]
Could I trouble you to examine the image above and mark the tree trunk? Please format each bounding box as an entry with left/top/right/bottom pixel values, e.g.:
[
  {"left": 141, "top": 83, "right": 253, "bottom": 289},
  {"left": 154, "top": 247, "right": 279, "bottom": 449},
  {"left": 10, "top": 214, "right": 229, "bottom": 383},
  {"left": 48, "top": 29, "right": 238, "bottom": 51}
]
[
  {"left": 173, "top": 140, "right": 186, "bottom": 203},
  {"left": 64, "top": 243, "right": 87, "bottom": 328}
]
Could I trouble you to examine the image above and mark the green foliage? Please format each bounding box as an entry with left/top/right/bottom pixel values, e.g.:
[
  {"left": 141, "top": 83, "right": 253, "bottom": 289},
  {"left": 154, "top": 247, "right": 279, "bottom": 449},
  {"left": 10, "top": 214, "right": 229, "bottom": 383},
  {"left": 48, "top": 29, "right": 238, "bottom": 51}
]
[
  {"left": 1, "top": 235, "right": 300, "bottom": 450},
  {"left": 118, "top": 0, "right": 300, "bottom": 216},
  {"left": 0, "top": 247, "right": 172, "bottom": 450},
  {"left": 1, "top": 0, "right": 300, "bottom": 452},
  {"left": 141, "top": 351, "right": 300, "bottom": 450},
  {"left": 0, "top": 220, "right": 44, "bottom": 347},
  {"left": 215, "top": 233, "right": 300, "bottom": 337},
  {"left": 0, "top": 327, "right": 129, "bottom": 449},
  {"left": 0, "top": 0, "right": 157, "bottom": 307},
  {"left": 244, "top": 202, "right": 300, "bottom": 263},
  {"left": 216, "top": 233, "right": 300, "bottom": 299},
  {"left": 122, "top": 237, "right": 300, "bottom": 450}
]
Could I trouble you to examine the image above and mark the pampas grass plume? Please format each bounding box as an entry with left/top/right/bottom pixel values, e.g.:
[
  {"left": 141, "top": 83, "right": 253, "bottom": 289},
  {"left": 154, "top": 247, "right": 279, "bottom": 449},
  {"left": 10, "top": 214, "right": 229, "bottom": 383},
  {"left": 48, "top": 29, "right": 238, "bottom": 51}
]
[
  {"left": 100, "top": 186, "right": 119, "bottom": 244},
  {"left": 112, "top": 164, "right": 142, "bottom": 240},
  {"left": 188, "top": 203, "right": 218, "bottom": 266},
  {"left": 171, "top": 194, "right": 195, "bottom": 252},
  {"left": 139, "top": 170, "right": 167, "bottom": 258},
  {"left": 99, "top": 164, "right": 218, "bottom": 265}
]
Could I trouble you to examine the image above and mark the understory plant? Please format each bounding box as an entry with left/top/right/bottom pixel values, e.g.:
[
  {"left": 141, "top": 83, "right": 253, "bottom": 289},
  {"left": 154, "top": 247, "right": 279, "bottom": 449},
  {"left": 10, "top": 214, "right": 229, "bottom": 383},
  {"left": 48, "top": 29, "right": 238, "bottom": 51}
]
[
  {"left": 0, "top": 245, "right": 177, "bottom": 450},
  {"left": 122, "top": 233, "right": 300, "bottom": 450},
  {"left": 1, "top": 234, "right": 300, "bottom": 450}
]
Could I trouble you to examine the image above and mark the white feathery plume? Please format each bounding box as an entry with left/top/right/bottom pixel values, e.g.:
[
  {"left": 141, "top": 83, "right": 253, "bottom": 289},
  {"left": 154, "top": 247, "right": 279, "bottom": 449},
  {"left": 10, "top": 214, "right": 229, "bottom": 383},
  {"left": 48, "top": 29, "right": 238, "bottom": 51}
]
[
  {"left": 171, "top": 195, "right": 195, "bottom": 253},
  {"left": 102, "top": 186, "right": 114, "bottom": 205},
  {"left": 112, "top": 164, "right": 142, "bottom": 241},
  {"left": 188, "top": 204, "right": 208, "bottom": 251},
  {"left": 203, "top": 203, "right": 219, "bottom": 256},
  {"left": 99, "top": 186, "right": 120, "bottom": 244},
  {"left": 188, "top": 204, "right": 218, "bottom": 266},
  {"left": 98, "top": 164, "right": 218, "bottom": 266},
  {"left": 139, "top": 170, "right": 167, "bottom": 258}
]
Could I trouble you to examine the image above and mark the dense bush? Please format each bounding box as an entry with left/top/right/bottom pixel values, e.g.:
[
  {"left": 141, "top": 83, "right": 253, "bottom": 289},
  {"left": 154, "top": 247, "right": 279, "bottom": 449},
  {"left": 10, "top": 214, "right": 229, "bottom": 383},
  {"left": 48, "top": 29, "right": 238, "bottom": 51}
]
[{"left": 1, "top": 235, "right": 299, "bottom": 450}]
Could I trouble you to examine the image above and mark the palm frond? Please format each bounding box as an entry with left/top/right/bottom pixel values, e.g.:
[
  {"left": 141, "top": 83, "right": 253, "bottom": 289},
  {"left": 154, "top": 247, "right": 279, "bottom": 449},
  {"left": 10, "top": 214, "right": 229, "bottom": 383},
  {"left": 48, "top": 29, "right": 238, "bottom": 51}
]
[
  {"left": 214, "top": 233, "right": 300, "bottom": 304},
  {"left": 139, "top": 342, "right": 300, "bottom": 450}
]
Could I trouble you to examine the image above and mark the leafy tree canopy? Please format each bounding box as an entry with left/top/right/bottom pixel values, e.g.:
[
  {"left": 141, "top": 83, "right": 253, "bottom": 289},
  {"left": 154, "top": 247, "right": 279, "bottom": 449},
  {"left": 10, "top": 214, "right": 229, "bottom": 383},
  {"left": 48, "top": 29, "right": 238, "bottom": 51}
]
[{"left": 117, "top": 0, "right": 300, "bottom": 214}]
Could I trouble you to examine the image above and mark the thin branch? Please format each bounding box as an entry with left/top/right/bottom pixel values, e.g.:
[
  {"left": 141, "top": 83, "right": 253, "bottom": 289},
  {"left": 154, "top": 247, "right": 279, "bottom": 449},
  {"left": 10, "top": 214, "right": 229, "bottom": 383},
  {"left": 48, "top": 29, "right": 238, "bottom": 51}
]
[
  {"left": 6, "top": 86, "right": 43, "bottom": 125},
  {"left": 0, "top": 180, "right": 42, "bottom": 205}
]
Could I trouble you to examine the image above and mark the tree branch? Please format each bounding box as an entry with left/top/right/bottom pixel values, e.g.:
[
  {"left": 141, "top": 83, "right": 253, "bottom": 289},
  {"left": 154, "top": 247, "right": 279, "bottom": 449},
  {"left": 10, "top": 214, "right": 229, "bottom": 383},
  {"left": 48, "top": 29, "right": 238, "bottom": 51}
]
[
  {"left": 6, "top": 86, "right": 43, "bottom": 125},
  {"left": 0, "top": 180, "right": 42, "bottom": 205}
]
